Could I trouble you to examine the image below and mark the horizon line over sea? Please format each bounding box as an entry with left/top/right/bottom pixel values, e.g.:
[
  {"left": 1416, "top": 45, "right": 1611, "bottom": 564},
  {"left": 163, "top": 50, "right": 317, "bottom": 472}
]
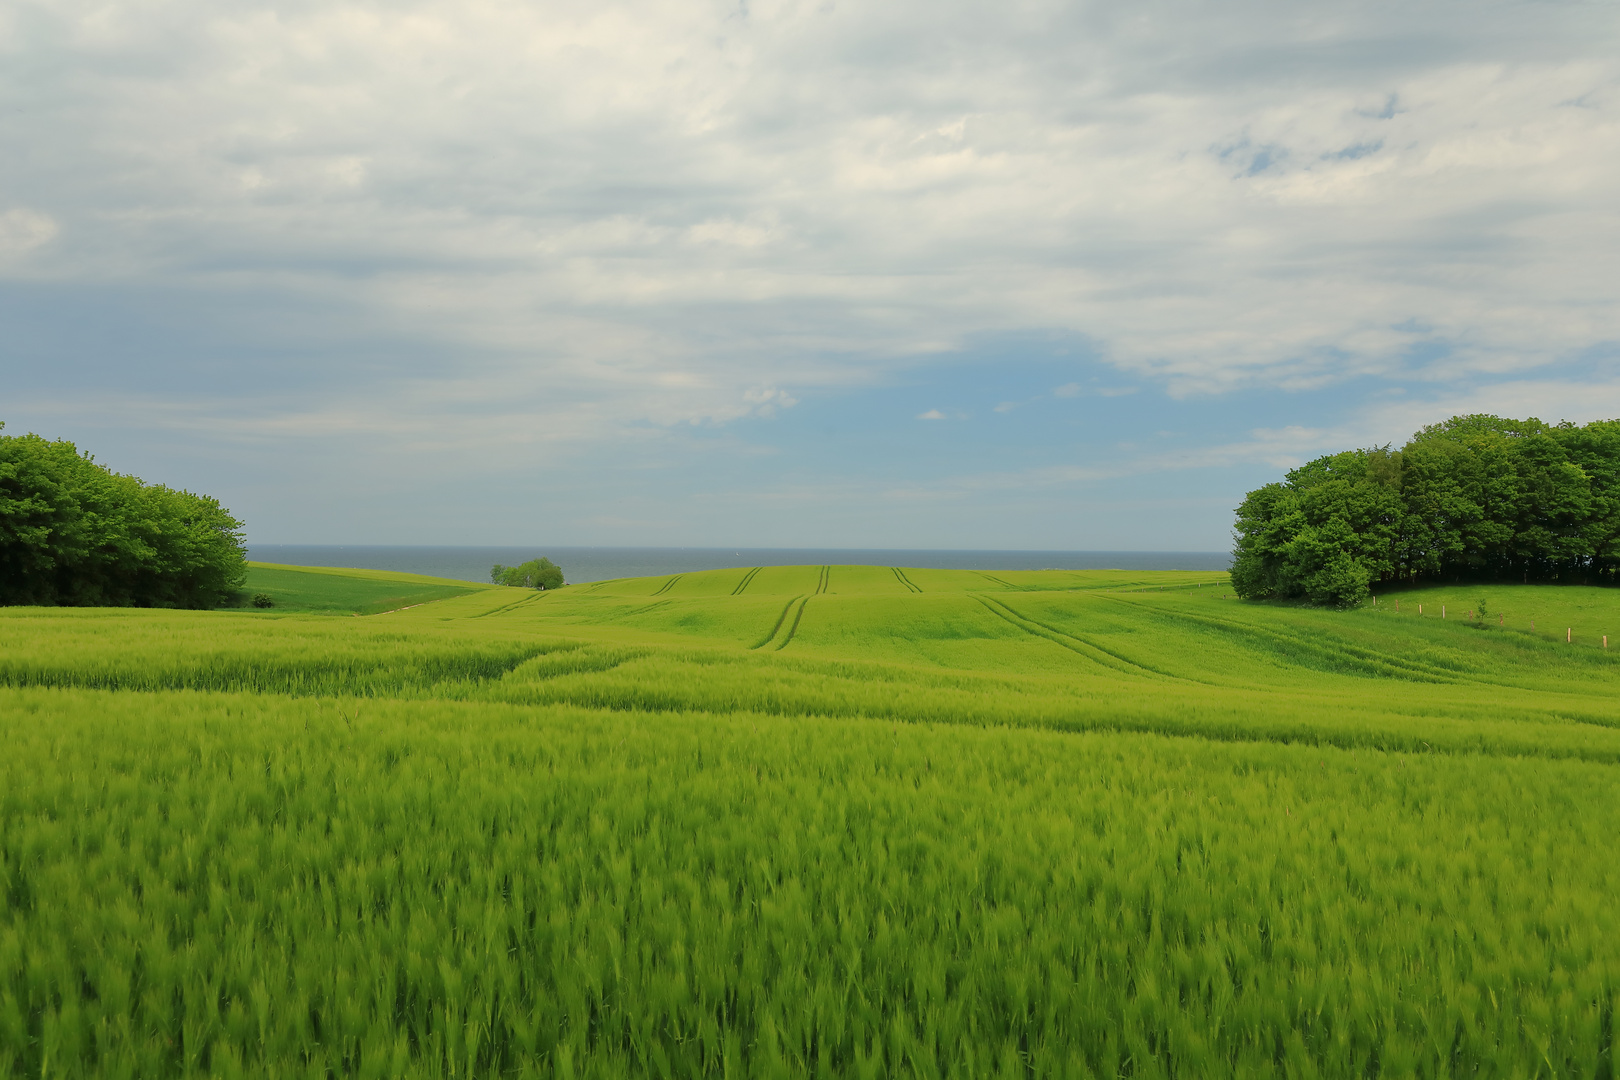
[{"left": 247, "top": 545, "right": 1233, "bottom": 585}]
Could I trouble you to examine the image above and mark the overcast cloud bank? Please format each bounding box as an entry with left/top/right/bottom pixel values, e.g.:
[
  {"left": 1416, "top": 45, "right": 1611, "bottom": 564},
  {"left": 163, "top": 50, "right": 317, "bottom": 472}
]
[{"left": 2, "top": 0, "right": 1616, "bottom": 547}]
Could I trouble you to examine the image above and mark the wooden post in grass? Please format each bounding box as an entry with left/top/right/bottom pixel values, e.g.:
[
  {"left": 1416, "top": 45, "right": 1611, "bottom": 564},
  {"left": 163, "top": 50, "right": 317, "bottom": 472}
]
[
  {"left": 1395, "top": 599, "right": 1399, "bottom": 612},
  {"left": 1568, "top": 627, "right": 1572, "bottom": 643},
  {"left": 1443, "top": 604, "right": 1446, "bottom": 619}
]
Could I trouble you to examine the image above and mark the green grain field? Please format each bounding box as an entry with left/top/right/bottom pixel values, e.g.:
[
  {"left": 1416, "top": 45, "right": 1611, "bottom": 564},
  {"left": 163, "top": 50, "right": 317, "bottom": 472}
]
[
  {"left": 3, "top": 564, "right": 1619, "bottom": 1077},
  {"left": 236, "top": 562, "right": 490, "bottom": 615}
]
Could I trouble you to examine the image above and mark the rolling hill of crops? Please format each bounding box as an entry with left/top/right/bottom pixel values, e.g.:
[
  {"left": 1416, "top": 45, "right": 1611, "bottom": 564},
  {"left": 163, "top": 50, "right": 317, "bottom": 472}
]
[
  {"left": 4, "top": 563, "right": 1619, "bottom": 1077},
  {"left": 236, "top": 561, "right": 491, "bottom": 615}
]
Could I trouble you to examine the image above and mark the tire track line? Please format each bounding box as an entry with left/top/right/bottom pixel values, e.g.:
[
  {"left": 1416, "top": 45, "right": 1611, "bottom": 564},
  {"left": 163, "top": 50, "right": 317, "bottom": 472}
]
[
  {"left": 975, "top": 596, "right": 1177, "bottom": 681},
  {"left": 1099, "top": 593, "right": 1468, "bottom": 685},
  {"left": 891, "top": 567, "right": 922, "bottom": 593},
  {"left": 618, "top": 599, "right": 675, "bottom": 618},
  {"left": 470, "top": 592, "right": 551, "bottom": 619},
  {"left": 776, "top": 596, "right": 812, "bottom": 650},
  {"left": 732, "top": 567, "right": 763, "bottom": 595},
  {"left": 990, "top": 596, "right": 1215, "bottom": 684},
  {"left": 652, "top": 574, "right": 683, "bottom": 596},
  {"left": 751, "top": 595, "right": 804, "bottom": 650}
]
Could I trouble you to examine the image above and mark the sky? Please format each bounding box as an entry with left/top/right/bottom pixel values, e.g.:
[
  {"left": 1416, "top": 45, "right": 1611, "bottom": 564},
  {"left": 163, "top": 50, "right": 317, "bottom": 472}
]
[{"left": 2, "top": 0, "right": 1617, "bottom": 550}]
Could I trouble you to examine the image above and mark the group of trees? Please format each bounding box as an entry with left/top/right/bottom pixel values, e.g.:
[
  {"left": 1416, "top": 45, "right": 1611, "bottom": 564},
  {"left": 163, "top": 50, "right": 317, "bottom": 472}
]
[
  {"left": 491, "top": 557, "right": 564, "bottom": 590},
  {"left": 1232, "top": 414, "right": 1620, "bottom": 607},
  {"left": 0, "top": 424, "right": 248, "bottom": 608}
]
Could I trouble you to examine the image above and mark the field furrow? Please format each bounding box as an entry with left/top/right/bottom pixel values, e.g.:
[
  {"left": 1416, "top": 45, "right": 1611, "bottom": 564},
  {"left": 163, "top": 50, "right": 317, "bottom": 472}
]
[
  {"left": 776, "top": 597, "right": 812, "bottom": 650},
  {"left": 471, "top": 590, "right": 552, "bottom": 619},
  {"left": 1098, "top": 594, "right": 1542, "bottom": 686},
  {"left": 974, "top": 597, "right": 1167, "bottom": 680},
  {"left": 751, "top": 595, "right": 805, "bottom": 650},
  {"left": 989, "top": 596, "right": 1217, "bottom": 684}
]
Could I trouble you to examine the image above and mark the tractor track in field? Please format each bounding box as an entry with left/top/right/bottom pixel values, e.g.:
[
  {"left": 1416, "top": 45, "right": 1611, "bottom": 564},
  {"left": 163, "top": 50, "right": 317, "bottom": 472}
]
[
  {"left": 891, "top": 568, "right": 922, "bottom": 593},
  {"left": 1099, "top": 593, "right": 1471, "bottom": 685},
  {"left": 815, "top": 566, "right": 832, "bottom": 594},
  {"left": 987, "top": 596, "right": 1217, "bottom": 684},
  {"left": 617, "top": 599, "right": 675, "bottom": 619},
  {"left": 977, "top": 572, "right": 1017, "bottom": 590},
  {"left": 470, "top": 592, "right": 552, "bottom": 619},
  {"left": 732, "top": 567, "right": 763, "bottom": 595},
  {"left": 652, "top": 575, "right": 683, "bottom": 596},
  {"left": 751, "top": 595, "right": 805, "bottom": 650},
  {"left": 776, "top": 596, "right": 812, "bottom": 650},
  {"left": 976, "top": 596, "right": 1196, "bottom": 683},
  {"left": 506, "top": 644, "right": 654, "bottom": 682}
]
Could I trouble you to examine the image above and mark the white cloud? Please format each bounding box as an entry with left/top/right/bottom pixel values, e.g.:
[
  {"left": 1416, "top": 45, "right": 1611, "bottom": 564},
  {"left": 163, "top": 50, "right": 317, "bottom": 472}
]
[
  {"left": 1052, "top": 383, "right": 1139, "bottom": 400},
  {"left": 929, "top": 424, "right": 1343, "bottom": 494},
  {"left": 742, "top": 386, "right": 798, "bottom": 418},
  {"left": 1351, "top": 380, "right": 1620, "bottom": 449},
  {"left": 916, "top": 409, "right": 947, "bottom": 420},
  {"left": 0, "top": 209, "right": 57, "bottom": 256},
  {"left": 947, "top": 382, "right": 1620, "bottom": 500}
]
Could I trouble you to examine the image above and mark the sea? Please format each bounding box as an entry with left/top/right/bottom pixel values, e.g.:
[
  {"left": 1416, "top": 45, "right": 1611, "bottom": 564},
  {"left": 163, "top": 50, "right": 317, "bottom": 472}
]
[{"left": 247, "top": 545, "right": 1232, "bottom": 585}]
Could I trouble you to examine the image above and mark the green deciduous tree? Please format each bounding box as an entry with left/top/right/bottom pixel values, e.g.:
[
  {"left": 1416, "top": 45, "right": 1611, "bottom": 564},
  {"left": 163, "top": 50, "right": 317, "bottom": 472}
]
[
  {"left": 0, "top": 423, "right": 247, "bottom": 607},
  {"left": 1232, "top": 414, "right": 1620, "bottom": 604},
  {"left": 1561, "top": 420, "right": 1620, "bottom": 578},
  {"left": 490, "top": 557, "right": 564, "bottom": 590},
  {"left": 1231, "top": 449, "right": 1403, "bottom": 606}
]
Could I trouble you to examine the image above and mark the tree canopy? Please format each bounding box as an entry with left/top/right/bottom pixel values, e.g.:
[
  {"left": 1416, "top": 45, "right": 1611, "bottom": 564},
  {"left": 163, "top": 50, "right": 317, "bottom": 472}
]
[
  {"left": 1231, "top": 414, "right": 1620, "bottom": 607},
  {"left": 0, "top": 423, "right": 248, "bottom": 607},
  {"left": 491, "top": 557, "right": 564, "bottom": 590}
]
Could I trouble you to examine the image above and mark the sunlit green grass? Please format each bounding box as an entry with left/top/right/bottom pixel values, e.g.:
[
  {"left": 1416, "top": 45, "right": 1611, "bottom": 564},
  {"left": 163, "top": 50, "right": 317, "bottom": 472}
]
[
  {"left": 4, "top": 563, "right": 1620, "bottom": 1077},
  {"left": 235, "top": 561, "right": 490, "bottom": 615}
]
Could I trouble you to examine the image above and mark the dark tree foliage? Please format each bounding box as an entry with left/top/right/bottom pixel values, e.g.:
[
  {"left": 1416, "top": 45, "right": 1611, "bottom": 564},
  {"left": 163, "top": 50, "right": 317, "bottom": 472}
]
[
  {"left": 1231, "top": 414, "right": 1620, "bottom": 607},
  {"left": 491, "top": 557, "right": 564, "bottom": 590},
  {"left": 0, "top": 424, "right": 248, "bottom": 608}
]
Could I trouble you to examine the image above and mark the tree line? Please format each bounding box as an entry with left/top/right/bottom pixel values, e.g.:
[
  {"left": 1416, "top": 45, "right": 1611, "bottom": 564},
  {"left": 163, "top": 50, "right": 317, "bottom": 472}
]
[
  {"left": 0, "top": 424, "right": 248, "bottom": 607},
  {"left": 1231, "top": 414, "right": 1620, "bottom": 607}
]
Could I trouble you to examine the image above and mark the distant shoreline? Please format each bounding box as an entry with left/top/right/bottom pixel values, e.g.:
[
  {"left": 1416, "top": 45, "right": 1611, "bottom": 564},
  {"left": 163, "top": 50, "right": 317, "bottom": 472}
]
[{"left": 247, "top": 545, "right": 1234, "bottom": 585}]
